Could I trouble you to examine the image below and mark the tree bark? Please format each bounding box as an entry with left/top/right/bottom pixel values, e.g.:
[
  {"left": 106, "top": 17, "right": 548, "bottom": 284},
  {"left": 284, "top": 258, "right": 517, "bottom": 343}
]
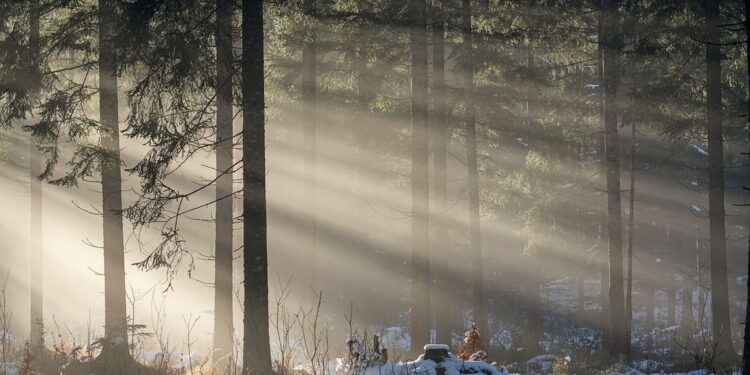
[
  {"left": 409, "top": 0, "right": 430, "bottom": 353},
  {"left": 241, "top": 0, "right": 272, "bottom": 373},
  {"left": 601, "top": 0, "right": 627, "bottom": 355},
  {"left": 462, "top": 0, "right": 484, "bottom": 335},
  {"left": 213, "top": 0, "right": 234, "bottom": 365},
  {"left": 523, "top": 41, "right": 541, "bottom": 355},
  {"left": 742, "top": 0, "right": 750, "bottom": 372},
  {"left": 624, "top": 33, "right": 637, "bottom": 357},
  {"left": 596, "top": 21, "right": 610, "bottom": 345},
  {"left": 302, "top": 0, "right": 318, "bottom": 292},
  {"left": 99, "top": 0, "right": 128, "bottom": 356},
  {"left": 28, "top": 0, "right": 43, "bottom": 353},
  {"left": 577, "top": 274, "right": 585, "bottom": 314},
  {"left": 680, "top": 236, "right": 695, "bottom": 338},
  {"left": 645, "top": 281, "right": 654, "bottom": 348},
  {"left": 667, "top": 285, "right": 676, "bottom": 327},
  {"left": 431, "top": 0, "right": 451, "bottom": 347},
  {"left": 705, "top": 0, "right": 734, "bottom": 361}
]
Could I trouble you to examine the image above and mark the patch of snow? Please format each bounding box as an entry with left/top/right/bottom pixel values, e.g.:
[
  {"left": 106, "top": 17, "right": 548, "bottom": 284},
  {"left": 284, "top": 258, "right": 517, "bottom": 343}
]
[
  {"left": 379, "top": 326, "right": 410, "bottom": 350},
  {"left": 356, "top": 353, "right": 512, "bottom": 375},
  {"left": 738, "top": 275, "right": 748, "bottom": 285},
  {"left": 0, "top": 330, "right": 14, "bottom": 342},
  {"left": 489, "top": 329, "right": 513, "bottom": 351},
  {"left": 424, "top": 344, "right": 449, "bottom": 351},
  {"left": 691, "top": 144, "right": 709, "bottom": 157}
]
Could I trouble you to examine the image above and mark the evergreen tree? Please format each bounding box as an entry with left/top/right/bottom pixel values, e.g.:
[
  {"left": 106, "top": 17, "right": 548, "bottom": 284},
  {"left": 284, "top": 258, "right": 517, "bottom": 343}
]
[
  {"left": 241, "top": 0, "right": 273, "bottom": 372},
  {"left": 409, "top": 0, "right": 431, "bottom": 353},
  {"left": 213, "top": 0, "right": 235, "bottom": 366}
]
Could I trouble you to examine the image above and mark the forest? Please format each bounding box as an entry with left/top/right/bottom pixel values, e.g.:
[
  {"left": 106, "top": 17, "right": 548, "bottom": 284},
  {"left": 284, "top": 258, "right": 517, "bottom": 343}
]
[{"left": 1, "top": 0, "right": 750, "bottom": 374}]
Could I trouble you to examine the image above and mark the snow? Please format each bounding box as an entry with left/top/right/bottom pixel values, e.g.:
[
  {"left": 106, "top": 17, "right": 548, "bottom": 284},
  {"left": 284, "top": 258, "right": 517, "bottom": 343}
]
[
  {"left": 738, "top": 275, "right": 748, "bottom": 285},
  {"left": 690, "top": 144, "right": 709, "bottom": 157},
  {"left": 356, "top": 353, "right": 513, "bottom": 375},
  {"left": 379, "top": 326, "right": 411, "bottom": 350},
  {"left": 424, "top": 344, "right": 449, "bottom": 351},
  {"left": 0, "top": 330, "right": 14, "bottom": 341},
  {"left": 0, "top": 364, "right": 19, "bottom": 375}
]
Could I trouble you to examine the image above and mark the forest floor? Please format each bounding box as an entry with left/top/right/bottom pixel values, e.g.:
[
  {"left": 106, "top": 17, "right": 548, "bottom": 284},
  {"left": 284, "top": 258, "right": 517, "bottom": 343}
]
[{"left": 0, "top": 276, "right": 745, "bottom": 374}]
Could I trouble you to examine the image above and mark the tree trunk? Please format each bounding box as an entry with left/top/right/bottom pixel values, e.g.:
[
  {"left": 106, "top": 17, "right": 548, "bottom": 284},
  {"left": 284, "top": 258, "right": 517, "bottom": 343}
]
[
  {"left": 599, "top": 223, "right": 609, "bottom": 342},
  {"left": 99, "top": 0, "right": 128, "bottom": 357},
  {"left": 667, "top": 286, "right": 676, "bottom": 327},
  {"left": 601, "top": 0, "right": 627, "bottom": 355},
  {"left": 680, "top": 236, "right": 695, "bottom": 338},
  {"left": 742, "top": 0, "right": 750, "bottom": 372},
  {"left": 596, "top": 22, "right": 610, "bottom": 345},
  {"left": 241, "top": 0, "right": 272, "bottom": 373},
  {"left": 462, "top": 0, "right": 484, "bottom": 335},
  {"left": 213, "top": 0, "right": 234, "bottom": 365},
  {"left": 645, "top": 282, "right": 654, "bottom": 348},
  {"left": 577, "top": 273, "right": 585, "bottom": 314},
  {"left": 431, "top": 0, "right": 451, "bottom": 347},
  {"left": 705, "top": 0, "right": 734, "bottom": 361},
  {"left": 523, "top": 41, "right": 541, "bottom": 355},
  {"left": 409, "top": 0, "right": 430, "bottom": 352},
  {"left": 28, "top": 0, "right": 43, "bottom": 353},
  {"left": 302, "top": 0, "right": 318, "bottom": 292},
  {"left": 624, "top": 33, "right": 637, "bottom": 357}
]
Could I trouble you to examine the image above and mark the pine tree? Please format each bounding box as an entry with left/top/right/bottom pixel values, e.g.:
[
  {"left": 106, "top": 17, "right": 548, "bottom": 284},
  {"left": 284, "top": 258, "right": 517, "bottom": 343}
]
[
  {"left": 302, "top": 0, "right": 319, "bottom": 292},
  {"left": 462, "top": 0, "right": 485, "bottom": 336},
  {"left": 705, "top": 0, "right": 734, "bottom": 363},
  {"left": 409, "top": 0, "right": 431, "bottom": 354},
  {"left": 431, "top": 0, "right": 451, "bottom": 347},
  {"left": 241, "top": 0, "right": 273, "bottom": 373},
  {"left": 213, "top": 0, "right": 235, "bottom": 365},
  {"left": 27, "top": 0, "right": 43, "bottom": 354},
  {"left": 99, "top": 0, "right": 129, "bottom": 360},
  {"left": 601, "top": 0, "right": 627, "bottom": 356}
]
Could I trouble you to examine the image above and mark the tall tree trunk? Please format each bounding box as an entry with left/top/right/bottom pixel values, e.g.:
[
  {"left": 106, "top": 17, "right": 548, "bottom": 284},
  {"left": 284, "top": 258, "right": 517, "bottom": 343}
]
[
  {"left": 680, "top": 236, "right": 695, "bottom": 338},
  {"left": 302, "top": 0, "right": 318, "bottom": 292},
  {"left": 601, "top": 0, "right": 627, "bottom": 355},
  {"left": 597, "top": 22, "right": 610, "bottom": 345},
  {"left": 409, "top": 0, "right": 430, "bottom": 352},
  {"left": 431, "top": 0, "right": 451, "bottom": 347},
  {"left": 667, "top": 285, "right": 676, "bottom": 326},
  {"left": 99, "top": 0, "right": 128, "bottom": 357},
  {"left": 624, "top": 33, "right": 637, "bottom": 357},
  {"left": 705, "top": 0, "right": 734, "bottom": 361},
  {"left": 645, "top": 281, "right": 654, "bottom": 348},
  {"left": 241, "top": 0, "right": 272, "bottom": 373},
  {"left": 523, "top": 42, "right": 542, "bottom": 355},
  {"left": 742, "top": 0, "right": 750, "bottom": 372},
  {"left": 28, "top": 0, "right": 43, "bottom": 353},
  {"left": 577, "top": 274, "right": 585, "bottom": 314},
  {"left": 213, "top": 0, "right": 234, "bottom": 365},
  {"left": 462, "top": 0, "right": 484, "bottom": 335}
]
